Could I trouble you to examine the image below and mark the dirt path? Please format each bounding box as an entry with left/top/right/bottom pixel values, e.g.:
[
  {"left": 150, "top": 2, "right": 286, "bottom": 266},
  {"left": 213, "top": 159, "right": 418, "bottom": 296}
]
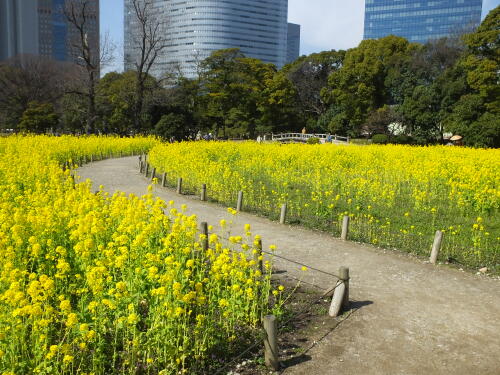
[{"left": 78, "top": 156, "right": 500, "bottom": 375}]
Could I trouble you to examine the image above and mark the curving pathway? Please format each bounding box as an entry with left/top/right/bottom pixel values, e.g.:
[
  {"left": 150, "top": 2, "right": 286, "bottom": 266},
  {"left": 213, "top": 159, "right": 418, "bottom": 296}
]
[{"left": 78, "top": 156, "right": 500, "bottom": 375}]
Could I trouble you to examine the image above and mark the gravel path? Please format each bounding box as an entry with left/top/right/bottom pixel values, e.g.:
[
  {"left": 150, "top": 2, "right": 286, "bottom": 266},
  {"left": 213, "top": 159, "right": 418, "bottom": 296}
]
[{"left": 79, "top": 156, "right": 500, "bottom": 375}]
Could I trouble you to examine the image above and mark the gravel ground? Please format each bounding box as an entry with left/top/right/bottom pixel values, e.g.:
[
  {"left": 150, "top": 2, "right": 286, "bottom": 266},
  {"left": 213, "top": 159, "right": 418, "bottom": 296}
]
[{"left": 78, "top": 156, "right": 500, "bottom": 375}]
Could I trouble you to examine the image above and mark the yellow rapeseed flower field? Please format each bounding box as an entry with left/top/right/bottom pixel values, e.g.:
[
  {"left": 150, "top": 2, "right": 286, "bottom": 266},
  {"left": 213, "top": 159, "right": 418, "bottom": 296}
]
[
  {"left": 149, "top": 142, "right": 499, "bottom": 272},
  {"left": 0, "top": 136, "right": 278, "bottom": 374}
]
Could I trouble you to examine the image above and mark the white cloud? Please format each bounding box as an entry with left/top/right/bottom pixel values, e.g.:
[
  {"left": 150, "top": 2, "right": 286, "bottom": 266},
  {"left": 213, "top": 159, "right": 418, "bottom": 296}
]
[
  {"left": 288, "top": 0, "right": 499, "bottom": 56},
  {"left": 288, "top": 0, "right": 365, "bottom": 54}
]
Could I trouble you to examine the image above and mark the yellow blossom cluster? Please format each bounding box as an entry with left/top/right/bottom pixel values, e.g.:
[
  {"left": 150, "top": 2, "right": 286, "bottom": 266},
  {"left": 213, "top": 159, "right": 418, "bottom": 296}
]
[
  {"left": 149, "top": 142, "right": 499, "bottom": 271},
  {"left": 0, "top": 135, "right": 274, "bottom": 374}
]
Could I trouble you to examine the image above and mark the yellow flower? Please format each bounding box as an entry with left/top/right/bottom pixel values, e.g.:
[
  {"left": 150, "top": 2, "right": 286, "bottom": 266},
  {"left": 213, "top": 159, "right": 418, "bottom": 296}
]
[
  {"left": 66, "top": 313, "right": 78, "bottom": 327},
  {"left": 59, "top": 299, "right": 71, "bottom": 313},
  {"left": 218, "top": 299, "right": 229, "bottom": 308},
  {"left": 127, "top": 313, "right": 139, "bottom": 325}
]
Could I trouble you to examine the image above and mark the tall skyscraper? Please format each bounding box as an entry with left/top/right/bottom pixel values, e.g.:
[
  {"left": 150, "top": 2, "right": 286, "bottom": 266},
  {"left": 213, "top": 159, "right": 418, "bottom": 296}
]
[
  {"left": 0, "top": 0, "right": 99, "bottom": 62},
  {"left": 286, "top": 23, "right": 301, "bottom": 64},
  {"left": 124, "top": 0, "right": 298, "bottom": 78},
  {"left": 364, "top": 0, "right": 483, "bottom": 44},
  {"left": 0, "top": 1, "right": 39, "bottom": 60}
]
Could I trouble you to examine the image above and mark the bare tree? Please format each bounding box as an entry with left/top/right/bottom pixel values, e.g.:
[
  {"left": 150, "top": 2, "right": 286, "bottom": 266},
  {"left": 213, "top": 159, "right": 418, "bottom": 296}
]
[
  {"left": 128, "top": 0, "right": 168, "bottom": 131},
  {"left": 286, "top": 50, "right": 345, "bottom": 117},
  {"left": 64, "top": 0, "right": 114, "bottom": 133},
  {"left": 0, "top": 55, "right": 71, "bottom": 130}
]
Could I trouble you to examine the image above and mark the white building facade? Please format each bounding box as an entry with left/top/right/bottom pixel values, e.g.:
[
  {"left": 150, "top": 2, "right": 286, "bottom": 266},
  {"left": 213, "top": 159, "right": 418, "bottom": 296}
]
[{"left": 124, "top": 0, "right": 292, "bottom": 78}]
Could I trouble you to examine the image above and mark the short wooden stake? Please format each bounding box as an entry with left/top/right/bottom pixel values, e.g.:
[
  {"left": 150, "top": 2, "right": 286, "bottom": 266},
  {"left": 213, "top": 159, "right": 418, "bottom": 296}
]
[
  {"left": 339, "top": 266, "right": 349, "bottom": 310},
  {"left": 279, "top": 203, "right": 287, "bottom": 224},
  {"left": 176, "top": 178, "right": 183, "bottom": 194},
  {"left": 139, "top": 161, "right": 144, "bottom": 174},
  {"left": 138, "top": 156, "right": 142, "bottom": 169},
  {"left": 341, "top": 215, "right": 350, "bottom": 240},
  {"left": 329, "top": 280, "right": 346, "bottom": 317},
  {"left": 145, "top": 163, "right": 149, "bottom": 177},
  {"left": 236, "top": 191, "right": 243, "bottom": 212},
  {"left": 430, "top": 230, "right": 443, "bottom": 264},
  {"left": 254, "top": 238, "right": 264, "bottom": 311},
  {"left": 161, "top": 172, "right": 167, "bottom": 187},
  {"left": 201, "top": 222, "right": 208, "bottom": 251},
  {"left": 151, "top": 167, "right": 156, "bottom": 181},
  {"left": 201, "top": 184, "right": 207, "bottom": 201},
  {"left": 254, "top": 238, "right": 263, "bottom": 274},
  {"left": 263, "top": 315, "right": 279, "bottom": 370},
  {"left": 90, "top": 154, "right": 93, "bottom": 163}
]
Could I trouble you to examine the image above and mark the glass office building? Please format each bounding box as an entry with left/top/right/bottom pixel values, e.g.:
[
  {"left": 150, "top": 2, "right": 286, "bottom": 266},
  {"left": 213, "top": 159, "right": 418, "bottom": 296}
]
[
  {"left": 0, "top": 0, "right": 99, "bottom": 62},
  {"left": 286, "top": 23, "right": 301, "bottom": 64},
  {"left": 0, "top": 0, "right": 39, "bottom": 60},
  {"left": 125, "top": 0, "right": 294, "bottom": 78},
  {"left": 364, "top": 0, "right": 483, "bottom": 44}
]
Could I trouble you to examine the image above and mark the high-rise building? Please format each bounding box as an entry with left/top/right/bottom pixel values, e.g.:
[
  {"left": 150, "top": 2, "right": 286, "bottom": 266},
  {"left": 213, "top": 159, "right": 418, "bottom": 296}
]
[
  {"left": 124, "top": 0, "right": 297, "bottom": 78},
  {"left": 363, "top": 0, "right": 483, "bottom": 44},
  {"left": 0, "top": 0, "right": 99, "bottom": 62},
  {"left": 0, "top": 1, "right": 39, "bottom": 60},
  {"left": 286, "top": 23, "right": 301, "bottom": 64}
]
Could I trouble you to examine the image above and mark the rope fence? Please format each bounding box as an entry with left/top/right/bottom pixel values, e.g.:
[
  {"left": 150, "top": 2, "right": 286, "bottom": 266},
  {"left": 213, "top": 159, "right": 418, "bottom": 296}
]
[{"left": 138, "top": 155, "right": 451, "bottom": 266}]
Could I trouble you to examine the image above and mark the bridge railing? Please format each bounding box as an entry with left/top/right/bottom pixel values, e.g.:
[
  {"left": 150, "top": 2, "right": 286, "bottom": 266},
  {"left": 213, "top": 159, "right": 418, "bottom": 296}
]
[{"left": 271, "top": 133, "right": 350, "bottom": 143}]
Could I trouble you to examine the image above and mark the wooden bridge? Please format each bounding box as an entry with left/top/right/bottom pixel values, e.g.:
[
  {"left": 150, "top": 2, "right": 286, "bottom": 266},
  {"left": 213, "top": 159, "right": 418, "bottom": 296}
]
[{"left": 270, "top": 133, "right": 350, "bottom": 144}]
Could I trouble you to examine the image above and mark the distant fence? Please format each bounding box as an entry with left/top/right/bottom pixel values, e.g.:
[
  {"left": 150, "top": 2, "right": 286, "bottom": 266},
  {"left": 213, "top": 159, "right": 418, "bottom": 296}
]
[{"left": 271, "top": 133, "right": 350, "bottom": 144}]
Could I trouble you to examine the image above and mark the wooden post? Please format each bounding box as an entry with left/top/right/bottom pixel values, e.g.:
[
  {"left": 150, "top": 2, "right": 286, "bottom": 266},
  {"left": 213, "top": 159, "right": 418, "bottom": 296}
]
[
  {"left": 151, "top": 167, "right": 156, "bottom": 181},
  {"left": 139, "top": 161, "right": 144, "bottom": 174},
  {"left": 90, "top": 154, "right": 93, "bottom": 163},
  {"left": 236, "top": 191, "right": 243, "bottom": 212},
  {"left": 341, "top": 215, "right": 350, "bottom": 240},
  {"left": 279, "top": 203, "right": 287, "bottom": 224},
  {"left": 138, "top": 156, "right": 142, "bottom": 169},
  {"left": 201, "top": 222, "right": 208, "bottom": 252},
  {"left": 430, "top": 230, "right": 443, "bottom": 264},
  {"left": 263, "top": 315, "right": 279, "bottom": 370},
  {"left": 339, "top": 266, "right": 349, "bottom": 310},
  {"left": 254, "top": 238, "right": 263, "bottom": 274},
  {"left": 254, "top": 238, "right": 264, "bottom": 312},
  {"left": 176, "top": 178, "right": 183, "bottom": 194},
  {"left": 161, "top": 172, "right": 167, "bottom": 187},
  {"left": 328, "top": 280, "right": 346, "bottom": 317},
  {"left": 201, "top": 184, "right": 207, "bottom": 201},
  {"left": 145, "top": 163, "right": 149, "bottom": 177}
]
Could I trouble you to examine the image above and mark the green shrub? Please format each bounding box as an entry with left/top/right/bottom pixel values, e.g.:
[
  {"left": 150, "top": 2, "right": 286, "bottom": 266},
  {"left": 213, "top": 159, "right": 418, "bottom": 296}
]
[
  {"left": 371, "top": 134, "right": 388, "bottom": 144},
  {"left": 307, "top": 137, "right": 320, "bottom": 144},
  {"left": 391, "top": 134, "right": 413, "bottom": 144}
]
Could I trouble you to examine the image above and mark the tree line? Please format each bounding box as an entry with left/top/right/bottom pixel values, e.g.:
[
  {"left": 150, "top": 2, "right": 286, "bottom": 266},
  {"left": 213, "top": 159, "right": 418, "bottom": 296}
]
[{"left": 0, "top": 5, "right": 498, "bottom": 147}]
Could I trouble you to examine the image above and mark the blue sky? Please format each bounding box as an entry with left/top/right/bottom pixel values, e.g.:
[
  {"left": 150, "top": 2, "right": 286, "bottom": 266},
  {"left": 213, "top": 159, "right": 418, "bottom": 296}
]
[{"left": 101, "top": 0, "right": 499, "bottom": 72}]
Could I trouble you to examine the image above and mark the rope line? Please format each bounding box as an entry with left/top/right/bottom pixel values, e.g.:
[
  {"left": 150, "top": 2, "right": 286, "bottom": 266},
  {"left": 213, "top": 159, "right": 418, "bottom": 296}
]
[
  {"left": 262, "top": 249, "right": 341, "bottom": 280},
  {"left": 213, "top": 330, "right": 265, "bottom": 375},
  {"left": 219, "top": 235, "right": 342, "bottom": 280},
  {"left": 277, "top": 281, "right": 343, "bottom": 331}
]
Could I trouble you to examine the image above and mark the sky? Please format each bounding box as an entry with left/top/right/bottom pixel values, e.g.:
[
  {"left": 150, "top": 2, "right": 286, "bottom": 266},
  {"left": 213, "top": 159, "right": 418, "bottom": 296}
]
[{"left": 101, "top": 0, "right": 500, "bottom": 72}]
